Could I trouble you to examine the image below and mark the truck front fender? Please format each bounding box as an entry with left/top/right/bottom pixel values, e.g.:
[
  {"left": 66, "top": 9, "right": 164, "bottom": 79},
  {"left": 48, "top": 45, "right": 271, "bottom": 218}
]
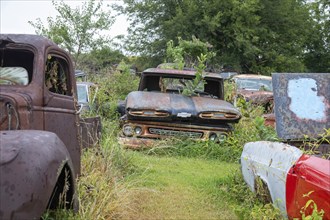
[{"left": 0, "top": 130, "right": 77, "bottom": 220}]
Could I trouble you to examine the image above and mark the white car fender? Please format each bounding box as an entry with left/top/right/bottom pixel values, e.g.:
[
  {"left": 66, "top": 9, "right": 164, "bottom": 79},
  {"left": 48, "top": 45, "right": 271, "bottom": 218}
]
[{"left": 240, "top": 141, "right": 303, "bottom": 214}]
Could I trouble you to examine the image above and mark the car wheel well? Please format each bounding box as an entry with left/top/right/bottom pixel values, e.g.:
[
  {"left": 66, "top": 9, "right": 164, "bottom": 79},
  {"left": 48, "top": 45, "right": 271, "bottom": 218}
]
[
  {"left": 47, "top": 164, "right": 75, "bottom": 210},
  {"left": 254, "top": 176, "right": 272, "bottom": 204}
]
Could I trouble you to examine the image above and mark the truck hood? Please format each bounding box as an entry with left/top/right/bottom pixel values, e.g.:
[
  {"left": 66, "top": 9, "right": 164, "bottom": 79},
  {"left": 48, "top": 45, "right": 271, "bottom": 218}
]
[{"left": 125, "top": 91, "right": 241, "bottom": 123}]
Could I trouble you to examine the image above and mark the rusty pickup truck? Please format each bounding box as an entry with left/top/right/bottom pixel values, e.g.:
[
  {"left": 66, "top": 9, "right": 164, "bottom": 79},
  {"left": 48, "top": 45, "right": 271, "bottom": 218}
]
[
  {"left": 0, "top": 34, "right": 97, "bottom": 219},
  {"left": 241, "top": 73, "right": 330, "bottom": 219},
  {"left": 119, "top": 68, "right": 241, "bottom": 148}
]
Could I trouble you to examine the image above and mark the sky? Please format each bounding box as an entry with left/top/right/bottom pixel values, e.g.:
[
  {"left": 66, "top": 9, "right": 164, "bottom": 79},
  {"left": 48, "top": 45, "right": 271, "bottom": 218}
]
[{"left": 0, "top": 0, "right": 128, "bottom": 38}]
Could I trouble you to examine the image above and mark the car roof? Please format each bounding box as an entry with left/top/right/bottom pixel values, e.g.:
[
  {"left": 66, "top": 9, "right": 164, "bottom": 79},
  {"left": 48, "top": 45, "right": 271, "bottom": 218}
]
[
  {"left": 77, "top": 82, "right": 96, "bottom": 87},
  {"left": 143, "top": 68, "right": 223, "bottom": 79},
  {"left": 233, "top": 74, "right": 272, "bottom": 80}
]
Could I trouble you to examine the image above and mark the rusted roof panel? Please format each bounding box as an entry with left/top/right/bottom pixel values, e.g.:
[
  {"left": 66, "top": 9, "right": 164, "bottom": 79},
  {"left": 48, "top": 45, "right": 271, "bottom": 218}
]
[
  {"left": 272, "top": 73, "right": 330, "bottom": 140},
  {"left": 143, "top": 68, "right": 223, "bottom": 79},
  {"left": 0, "top": 34, "right": 59, "bottom": 52}
]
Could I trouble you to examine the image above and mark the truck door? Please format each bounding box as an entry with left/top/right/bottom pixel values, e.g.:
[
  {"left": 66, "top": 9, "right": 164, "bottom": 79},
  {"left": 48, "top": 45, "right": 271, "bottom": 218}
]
[{"left": 43, "top": 51, "right": 81, "bottom": 176}]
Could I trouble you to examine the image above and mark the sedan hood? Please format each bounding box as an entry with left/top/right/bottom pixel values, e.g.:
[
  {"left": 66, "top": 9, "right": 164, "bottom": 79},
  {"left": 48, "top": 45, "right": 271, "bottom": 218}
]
[{"left": 238, "top": 89, "right": 273, "bottom": 104}]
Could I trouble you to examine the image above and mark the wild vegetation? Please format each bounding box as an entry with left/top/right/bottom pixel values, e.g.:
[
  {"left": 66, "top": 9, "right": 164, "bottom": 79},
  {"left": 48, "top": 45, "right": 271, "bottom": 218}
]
[
  {"left": 41, "top": 65, "right": 285, "bottom": 220},
  {"left": 30, "top": 0, "right": 329, "bottom": 219}
]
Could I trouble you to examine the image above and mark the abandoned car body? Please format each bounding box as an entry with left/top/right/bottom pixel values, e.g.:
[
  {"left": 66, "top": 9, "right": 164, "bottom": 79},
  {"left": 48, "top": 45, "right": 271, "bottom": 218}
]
[
  {"left": 241, "top": 73, "right": 330, "bottom": 219},
  {"left": 232, "top": 74, "right": 273, "bottom": 111},
  {"left": 0, "top": 34, "right": 81, "bottom": 219},
  {"left": 119, "top": 68, "right": 241, "bottom": 148}
]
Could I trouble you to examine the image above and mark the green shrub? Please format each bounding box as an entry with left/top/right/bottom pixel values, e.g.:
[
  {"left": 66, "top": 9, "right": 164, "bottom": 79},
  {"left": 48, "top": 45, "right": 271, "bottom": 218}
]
[{"left": 89, "top": 66, "right": 139, "bottom": 119}]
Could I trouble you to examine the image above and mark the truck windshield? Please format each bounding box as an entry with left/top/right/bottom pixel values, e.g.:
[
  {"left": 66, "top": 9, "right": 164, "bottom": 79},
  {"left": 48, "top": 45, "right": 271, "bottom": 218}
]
[{"left": 0, "top": 67, "right": 29, "bottom": 85}]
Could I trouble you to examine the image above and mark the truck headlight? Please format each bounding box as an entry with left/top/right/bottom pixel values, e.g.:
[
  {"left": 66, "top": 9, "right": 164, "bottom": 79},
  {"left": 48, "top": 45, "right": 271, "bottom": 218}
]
[
  {"left": 134, "top": 126, "right": 142, "bottom": 135},
  {"left": 218, "top": 134, "right": 227, "bottom": 142},
  {"left": 209, "top": 133, "right": 218, "bottom": 141},
  {"left": 123, "top": 125, "right": 134, "bottom": 137}
]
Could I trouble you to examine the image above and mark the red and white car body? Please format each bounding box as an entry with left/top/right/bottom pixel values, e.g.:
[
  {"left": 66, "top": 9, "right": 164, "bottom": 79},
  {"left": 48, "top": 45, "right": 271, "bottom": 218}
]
[
  {"left": 241, "top": 142, "right": 330, "bottom": 219},
  {"left": 241, "top": 73, "right": 330, "bottom": 219}
]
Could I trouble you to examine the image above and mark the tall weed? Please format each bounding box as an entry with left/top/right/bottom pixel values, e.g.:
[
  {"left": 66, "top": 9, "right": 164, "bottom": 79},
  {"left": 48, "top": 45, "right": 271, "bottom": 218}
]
[
  {"left": 140, "top": 114, "right": 277, "bottom": 163},
  {"left": 217, "top": 170, "right": 284, "bottom": 220},
  {"left": 77, "top": 120, "right": 136, "bottom": 220}
]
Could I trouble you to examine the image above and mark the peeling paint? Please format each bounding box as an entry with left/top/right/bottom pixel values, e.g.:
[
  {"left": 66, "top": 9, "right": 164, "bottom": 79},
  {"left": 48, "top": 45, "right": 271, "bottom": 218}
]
[{"left": 288, "top": 78, "right": 326, "bottom": 121}]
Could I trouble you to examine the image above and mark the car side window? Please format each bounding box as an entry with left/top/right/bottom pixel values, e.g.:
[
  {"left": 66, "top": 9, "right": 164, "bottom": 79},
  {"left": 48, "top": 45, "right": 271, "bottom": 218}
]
[{"left": 45, "top": 55, "right": 71, "bottom": 96}]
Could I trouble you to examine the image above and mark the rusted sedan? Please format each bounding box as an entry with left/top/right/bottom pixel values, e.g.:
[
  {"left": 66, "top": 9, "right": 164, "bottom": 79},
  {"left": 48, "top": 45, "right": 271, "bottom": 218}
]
[
  {"left": 232, "top": 74, "right": 273, "bottom": 111},
  {"left": 241, "top": 73, "right": 330, "bottom": 219},
  {"left": 119, "top": 68, "right": 241, "bottom": 148}
]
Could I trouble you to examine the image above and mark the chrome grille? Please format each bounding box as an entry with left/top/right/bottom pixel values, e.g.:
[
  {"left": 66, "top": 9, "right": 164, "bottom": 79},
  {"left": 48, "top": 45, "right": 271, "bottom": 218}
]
[{"left": 149, "top": 127, "right": 203, "bottom": 138}]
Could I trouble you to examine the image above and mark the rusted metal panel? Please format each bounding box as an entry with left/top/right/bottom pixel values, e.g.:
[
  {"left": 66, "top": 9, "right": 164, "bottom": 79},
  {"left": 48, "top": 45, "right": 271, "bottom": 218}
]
[
  {"left": 0, "top": 130, "right": 77, "bottom": 220},
  {"left": 272, "top": 73, "right": 330, "bottom": 140},
  {"left": 143, "top": 67, "right": 223, "bottom": 79},
  {"left": 118, "top": 137, "right": 156, "bottom": 149},
  {"left": 80, "top": 116, "right": 102, "bottom": 148},
  {"left": 241, "top": 141, "right": 303, "bottom": 216},
  {"left": 263, "top": 113, "right": 275, "bottom": 127}
]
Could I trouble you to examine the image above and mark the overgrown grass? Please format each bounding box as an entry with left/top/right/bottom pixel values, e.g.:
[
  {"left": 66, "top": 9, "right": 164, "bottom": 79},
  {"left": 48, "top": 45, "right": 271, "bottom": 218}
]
[
  {"left": 73, "top": 69, "right": 281, "bottom": 219},
  {"left": 46, "top": 69, "right": 285, "bottom": 219},
  {"left": 116, "top": 152, "right": 240, "bottom": 219}
]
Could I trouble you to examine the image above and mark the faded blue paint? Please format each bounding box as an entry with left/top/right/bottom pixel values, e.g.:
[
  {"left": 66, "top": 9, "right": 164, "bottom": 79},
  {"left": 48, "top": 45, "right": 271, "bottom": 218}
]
[
  {"left": 272, "top": 73, "right": 330, "bottom": 140},
  {"left": 288, "top": 78, "right": 326, "bottom": 121}
]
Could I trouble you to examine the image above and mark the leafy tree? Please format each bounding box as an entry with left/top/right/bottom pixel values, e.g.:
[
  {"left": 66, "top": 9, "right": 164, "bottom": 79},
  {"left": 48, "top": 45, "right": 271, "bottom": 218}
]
[
  {"left": 164, "top": 38, "right": 213, "bottom": 96},
  {"left": 303, "top": 0, "right": 330, "bottom": 72},
  {"left": 29, "top": 0, "right": 115, "bottom": 66},
  {"left": 78, "top": 47, "right": 125, "bottom": 74},
  {"left": 118, "top": 0, "right": 320, "bottom": 74}
]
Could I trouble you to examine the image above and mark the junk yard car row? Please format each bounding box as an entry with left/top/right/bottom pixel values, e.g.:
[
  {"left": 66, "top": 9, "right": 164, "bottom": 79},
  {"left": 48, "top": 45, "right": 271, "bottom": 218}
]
[{"left": 0, "top": 34, "right": 329, "bottom": 219}]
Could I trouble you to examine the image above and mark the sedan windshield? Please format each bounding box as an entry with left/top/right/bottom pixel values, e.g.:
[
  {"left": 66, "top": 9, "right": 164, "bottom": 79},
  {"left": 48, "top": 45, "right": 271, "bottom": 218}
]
[{"left": 236, "top": 78, "right": 272, "bottom": 91}]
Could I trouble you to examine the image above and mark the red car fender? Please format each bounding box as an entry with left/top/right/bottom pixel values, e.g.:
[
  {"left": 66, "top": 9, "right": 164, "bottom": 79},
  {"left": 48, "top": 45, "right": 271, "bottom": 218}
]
[{"left": 286, "top": 154, "right": 330, "bottom": 219}]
